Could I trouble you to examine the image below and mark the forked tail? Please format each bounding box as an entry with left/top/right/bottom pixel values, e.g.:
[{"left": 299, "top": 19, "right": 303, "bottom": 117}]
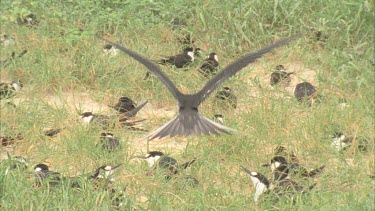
[{"left": 144, "top": 112, "right": 235, "bottom": 140}]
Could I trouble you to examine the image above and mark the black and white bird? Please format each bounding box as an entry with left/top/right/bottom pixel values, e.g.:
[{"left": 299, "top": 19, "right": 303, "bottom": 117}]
[
  {"left": 215, "top": 87, "right": 237, "bottom": 109},
  {"left": 294, "top": 82, "right": 317, "bottom": 102},
  {"left": 17, "top": 13, "right": 39, "bottom": 27},
  {"left": 135, "top": 151, "right": 196, "bottom": 179},
  {"left": 110, "top": 96, "right": 136, "bottom": 114},
  {"left": 103, "top": 44, "right": 119, "bottom": 57},
  {"left": 270, "top": 65, "right": 294, "bottom": 86},
  {"left": 43, "top": 128, "right": 64, "bottom": 137},
  {"left": 159, "top": 47, "right": 195, "bottom": 68},
  {"left": 241, "top": 166, "right": 271, "bottom": 204},
  {"left": 0, "top": 81, "right": 22, "bottom": 99},
  {"left": 97, "top": 35, "right": 298, "bottom": 140},
  {"left": 34, "top": 164, "right": 62, "bottom": 187},
  {"left": 70, "top": 164, "right": 122, "bottom": 189},
  {"left": 198, "top": 53, "right": 219, "bottom": 77},
  {"left": 213, "top": 114, "right": 225, "bottom": 124},
  {"left": 264, "top": 155, "right": 325, "bottom": 179},
  {"left": 98, "top": 132, "right": 120, "bottom": 151},
  {"left": 330, "top": 132, "right": 369, "bottom": 152},
  {"left": 80, "top": 100, "right": 148, "bottom": 128},
  {"left": 241, "top": 165, "right": 315, "bottom": 204}
]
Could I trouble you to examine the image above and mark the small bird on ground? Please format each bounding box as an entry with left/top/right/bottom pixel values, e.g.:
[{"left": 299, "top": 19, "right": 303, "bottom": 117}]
[
  {"left": 34, "top": 164, "right": 62, "bottom": 187},
  {"left": 241, "top": 165, "right": 315, "bottom": 204},
  {"left": 98, "top": 132, "right": 120, "bottom": 151},
  {"left": 158, "top": 47, "right": 195, "bottom": 68},
  {"left": 43, "top": 128, "right": 64, "bottom": 137},
  {"left": 70, "top": 164, "right": 122, "bottom": 189},
  {"left": 97, "top": 35, "right": 298, "bottom": 140},
  {"left": 103, "top": 44, "right": 119, "bottom": 57},
  {"left": 215, "top": 87, "right": 237, "bottom": 108},
  {"left": 265, "top": 156, "right": 325, "bottom": 180},
  {"left": 135, "top": 151, "right": 196, "bottom": 179},
  {"left": 294, "top": 82, "right": 317, "bottom": 102},
  {"left": 0, "top": 81, "right": 22, "bottom": 99},
  {"left": 198, "top": 53, "right": 219, "bottom": 77},
  {"left": 330, "top": 132, "right": 369, "bottom": 152},
  {"left": 110, "top": 97, "right": 136, "bottom": 114},
  {"left": 80, "top": 100, "right": 148, "bottom": 128},
  {"left": 17, "top": 13, "right": 39, "bottom": 27},
  {"left": 270, "top": 65, "right": 294, "bottom": 86}
]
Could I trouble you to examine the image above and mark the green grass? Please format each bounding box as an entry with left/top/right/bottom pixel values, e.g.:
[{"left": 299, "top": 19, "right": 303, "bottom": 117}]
[{"left": 1, "top": 0, "right": 374, "bottom": 210}]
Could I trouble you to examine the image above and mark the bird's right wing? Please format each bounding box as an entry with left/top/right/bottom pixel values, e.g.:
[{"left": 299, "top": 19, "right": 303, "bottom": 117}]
[
  {"left": 97, "top": 36, "right": 182, "bottom": 100},
  {"left": 195, "top": 35, "right": 299, "bottom": 105}
]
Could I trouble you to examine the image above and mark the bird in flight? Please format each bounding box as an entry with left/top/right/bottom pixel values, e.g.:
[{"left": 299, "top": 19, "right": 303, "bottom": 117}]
[{"left": 97, "top": 35, "right": 298, "bottom": 140}]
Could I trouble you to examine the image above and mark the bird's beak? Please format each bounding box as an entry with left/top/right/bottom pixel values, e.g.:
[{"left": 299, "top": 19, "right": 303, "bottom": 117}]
[
  {"left": 261, "top": 163, "right": 270, "bottom": 167},
  {"left": 111, "top": 164, "right": 122, "bottom": 170}
]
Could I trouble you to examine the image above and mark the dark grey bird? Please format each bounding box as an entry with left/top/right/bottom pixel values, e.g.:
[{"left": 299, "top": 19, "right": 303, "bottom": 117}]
[
  {"left": 97, "top": 35, "right": 298, "bottom": 140},
  {"left": 215, "top": 86, "right": 237, "bottom": 108},
  {"left": 98, "top": 132, "right": 120, "bottom": 151},
  {"left": 135, "top": 151, "right": 196, "bottom": 179},
  {"left": 34, "top": 164, "right": 62, "bottom": 187},
  {"left": 110, "top": 96, "right": 136, "bottom": 114},
  {"left": 294, "top": 82, "right": 317, "bottom": 101},
  {"left": 270, "top": 65, "right": 294, "bottom": 86},
  {"left": 43, "top": 128, "right": 64, "bottom": 137},
  {"left": 0, "top": 81, "right": 22, "bottom": 99},
  {"left": 199, "top": 53, "right": 219, "bottom": 77},
  {"left": 158, "top": 47, "right": 195, "bottom": 68}
]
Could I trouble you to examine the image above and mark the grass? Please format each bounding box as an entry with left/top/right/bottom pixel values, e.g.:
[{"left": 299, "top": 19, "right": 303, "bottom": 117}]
[{"left": 1, "top": 0, "right": 374, "bottom": 210}]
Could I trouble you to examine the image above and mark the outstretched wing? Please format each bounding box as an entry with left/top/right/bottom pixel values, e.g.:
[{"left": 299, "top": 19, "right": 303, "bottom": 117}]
[
  {"left": 195, "top": 35, "right": 299, "bottom": 105},
  {"left": 96, "top": 36, "right": 182, "bottom": 100}
]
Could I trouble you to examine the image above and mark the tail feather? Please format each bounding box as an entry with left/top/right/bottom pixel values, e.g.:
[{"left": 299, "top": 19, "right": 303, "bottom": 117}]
[{"left": 144, "top": 112, "right": 235, "bottom": 140}]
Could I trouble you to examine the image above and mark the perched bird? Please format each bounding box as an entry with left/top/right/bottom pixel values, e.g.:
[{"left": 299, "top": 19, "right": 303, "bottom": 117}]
[
  {"left": 80, "top": 100, "right": 148, "bottom": 128},
  {"left": 17, "top": 13, "right": 39, "bottom": 27},
  {"left": 213, "top": 114, "right": 225, "bottom": 124},
  {"left": 97, "top": 35, "right": 298, "bottom": 140},
  {"left": 70, "top": 164, "right": 122, "bottom": 189},
  {"left": 43, "top": 128, "right": 64, "bottom": 137},
  {"left": 34, "top": 164, "right": 62, "bottom": 187},
  {"left": 110, "top": 97, "right": 136, "bottom": 114},
  {"left": 330, "top": 132, "right": 369, "bottom": 152},
  {"left": 135, "top": 151, "right": 196, "bottom": 179},
  {"left": 158, "top": 47, "right": 195, "bottom": 68},
  {"left": 241, "top": 166, "right": 270, "bottom": 204},
  {"left": 215, "top": 87, "right": 237, "bottom": 109},
  {"left": 267, "top": 156, "right": 325, "bottom": 179},
  {"left": 198, "top": 53, "right": 219, "bottom": 77},
  {"left": 270, "top": 65, "right": 294, "bottom": 86},
  {"left": 0, "top": 81, "right": 22, "bottom": 99},
  {"left": 294, "top": 82, "right": 317, "bottom": 102},
  {"left": 98, "top": 132, "right": 120, "bottom": 151},
  {"left": 103, "top": 44, "right": 119, "bottom": 57},
  {"left": 241, "top": 166, "right": 315, "bottom": 204}
]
